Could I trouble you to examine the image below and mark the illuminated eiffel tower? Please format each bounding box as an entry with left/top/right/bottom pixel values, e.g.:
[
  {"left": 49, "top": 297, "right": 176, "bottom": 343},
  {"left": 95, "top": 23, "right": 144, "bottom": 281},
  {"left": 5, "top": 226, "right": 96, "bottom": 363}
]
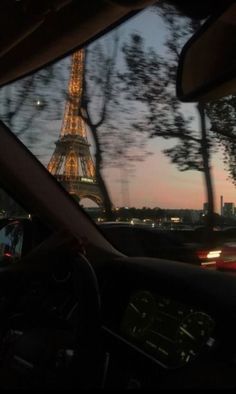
[{"left": 47, "top": 50, "right": 103, "bottom": 206}]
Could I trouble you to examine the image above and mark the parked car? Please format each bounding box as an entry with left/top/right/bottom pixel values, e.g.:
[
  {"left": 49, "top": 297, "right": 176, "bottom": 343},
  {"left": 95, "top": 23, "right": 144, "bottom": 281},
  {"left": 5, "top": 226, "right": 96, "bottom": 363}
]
[
  {"left": 100, "top": 223, "right": 236, "bottom": 272},
  {"left": 99, "top": 222, "right": 200, "bottom": 264}
]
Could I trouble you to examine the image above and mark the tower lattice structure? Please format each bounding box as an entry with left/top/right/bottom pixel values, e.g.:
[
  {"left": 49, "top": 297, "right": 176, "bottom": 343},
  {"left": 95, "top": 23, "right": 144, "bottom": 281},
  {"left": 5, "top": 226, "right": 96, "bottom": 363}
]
[{"left": 47, "top": 49, "right": 103, "bottom": 206}]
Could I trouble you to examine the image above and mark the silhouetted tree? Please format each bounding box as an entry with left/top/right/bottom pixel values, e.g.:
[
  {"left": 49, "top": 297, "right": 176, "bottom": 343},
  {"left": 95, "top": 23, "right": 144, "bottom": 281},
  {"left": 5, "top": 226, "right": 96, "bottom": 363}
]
[
  {"left": 0, "top": 61, "right": 69, "bottom": 215},
  {"left": 157, "top": 2, "right": 236, "bottom": 232},
  {"left": 121, "top": 3, "right": 228, "bottom": 235},
  {"left": 0, "top": 62, "right": 67, "bottom": 140},
  {"left": 205, "top": 96, "right": 236, "bottom": 185},
  {"left": 81, "top": 34, "right": 149, "bottom": 219}
]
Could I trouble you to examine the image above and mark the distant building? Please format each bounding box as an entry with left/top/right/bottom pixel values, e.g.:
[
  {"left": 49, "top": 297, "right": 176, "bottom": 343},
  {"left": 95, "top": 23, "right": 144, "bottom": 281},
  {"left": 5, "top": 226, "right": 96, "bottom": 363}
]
[
  {"left": 161, "top": 209, "right": 202, "bottom": 224},
  {"left": 203, "top": 202, "right": 209, "bottom": 215},
  {"left": 190, "top": 210, "right": 202, "bottom": 223},
  {"left": 220, "top": 195, "right": 223, "bottom": 216},
  {"left": 170, "top": 217, "right": 182, "bottom": 223},
  {"left": 223, "top": 202, "right": 235, "bottom": 218}
]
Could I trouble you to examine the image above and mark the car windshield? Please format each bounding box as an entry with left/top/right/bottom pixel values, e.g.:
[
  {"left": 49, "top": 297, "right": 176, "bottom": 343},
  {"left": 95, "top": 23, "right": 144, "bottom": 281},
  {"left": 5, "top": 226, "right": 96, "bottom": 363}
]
[{"left": 1, "top": 3, "right": 236, "bottom": 271}]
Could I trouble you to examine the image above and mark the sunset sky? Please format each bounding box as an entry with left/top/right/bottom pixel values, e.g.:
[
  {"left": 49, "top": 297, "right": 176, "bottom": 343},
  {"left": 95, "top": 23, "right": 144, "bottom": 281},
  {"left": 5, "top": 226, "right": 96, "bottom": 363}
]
[
  {"left": 38, "top": 7, "right": 236, "bottom": 211},
  {"left": 102, "top": 138, "right": 236, "bottom": 213},
  {"left": 96, "top": 7, "right": 236, "bottom": 212},
  {"left": 2, "top": 6, "right": 235, "bottom": 213}
]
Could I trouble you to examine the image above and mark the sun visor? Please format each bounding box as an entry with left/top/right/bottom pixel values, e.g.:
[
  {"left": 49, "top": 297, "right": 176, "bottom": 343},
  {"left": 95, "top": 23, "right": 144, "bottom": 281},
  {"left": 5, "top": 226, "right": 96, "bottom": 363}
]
[{"left": 0, "top": 0, "right": 135, "bottom": 87}]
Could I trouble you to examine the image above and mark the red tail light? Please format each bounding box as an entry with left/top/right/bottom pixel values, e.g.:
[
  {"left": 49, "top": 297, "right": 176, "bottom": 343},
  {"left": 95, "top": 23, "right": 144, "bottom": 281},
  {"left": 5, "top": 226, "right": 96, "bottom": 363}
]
[
  {"left": 4, "top": 252, "right": 12, "bottom": 258},
  {"left": 216, "top": 245, "right": 236, "bottom": 270},
  {"left": 197, "top": 249, "right": 222, "bottom": 268},
  {"left": 197, "top": 246, "right": 236, "bottom": 271}
]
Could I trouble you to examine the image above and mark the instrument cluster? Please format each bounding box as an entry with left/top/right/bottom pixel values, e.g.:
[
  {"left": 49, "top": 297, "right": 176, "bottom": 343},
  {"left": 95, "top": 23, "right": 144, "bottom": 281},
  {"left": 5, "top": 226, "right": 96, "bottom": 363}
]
[{"left": 121, "top": 291, "right": 215, "bottom": 369}]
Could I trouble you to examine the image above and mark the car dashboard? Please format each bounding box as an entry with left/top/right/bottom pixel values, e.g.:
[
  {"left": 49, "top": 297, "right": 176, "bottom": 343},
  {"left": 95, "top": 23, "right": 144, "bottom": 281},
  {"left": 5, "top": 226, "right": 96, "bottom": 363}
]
[
  {"left": 1, "top": 226, "right": 236, "bottom": 389},
  {"left": 98, "top": 257, "right": 236, "bottom": 389},
  {"left": 119, "top": 290, "right": 215, "bottom": 369}
]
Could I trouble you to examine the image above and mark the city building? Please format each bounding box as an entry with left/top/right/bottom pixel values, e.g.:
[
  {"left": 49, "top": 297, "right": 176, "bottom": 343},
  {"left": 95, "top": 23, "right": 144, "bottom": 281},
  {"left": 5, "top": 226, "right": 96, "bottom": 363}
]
[
  {"left": 203, "top": 202, "right": 209, "bottom": 215},
  {"left": 223, "top": 202, "right": 235, "bottom": 218},
  {"left": 220, "top": 195, "right": 223, "bottom": 216}
]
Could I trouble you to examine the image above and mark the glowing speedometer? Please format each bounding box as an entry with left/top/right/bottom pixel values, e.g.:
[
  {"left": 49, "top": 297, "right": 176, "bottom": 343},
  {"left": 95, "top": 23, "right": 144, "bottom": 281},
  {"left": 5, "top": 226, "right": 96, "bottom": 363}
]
[
  {"left": 121, "top": 292, "right": 215, "bottom": 369},
  {"left": 176, "top": 312, "right": 215, "bottom": 365},
  {"left": 121, "top": 291, "right": 156, "bottom": 340}
]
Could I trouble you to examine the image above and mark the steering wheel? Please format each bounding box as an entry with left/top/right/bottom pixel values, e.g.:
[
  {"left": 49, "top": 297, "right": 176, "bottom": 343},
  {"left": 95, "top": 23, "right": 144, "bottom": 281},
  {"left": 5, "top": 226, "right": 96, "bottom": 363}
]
[{"left": 0, "top": 252, "right": 102, "bottom": 389}]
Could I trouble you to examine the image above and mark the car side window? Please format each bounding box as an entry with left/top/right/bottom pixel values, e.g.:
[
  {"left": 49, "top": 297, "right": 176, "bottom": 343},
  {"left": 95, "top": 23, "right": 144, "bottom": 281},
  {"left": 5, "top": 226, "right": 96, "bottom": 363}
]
[
  {"left": 0, "top": 221, "right": 24, "bottom": 264},
  {"left": 0, "top": 188, "right": 27, "bottom": 264}
]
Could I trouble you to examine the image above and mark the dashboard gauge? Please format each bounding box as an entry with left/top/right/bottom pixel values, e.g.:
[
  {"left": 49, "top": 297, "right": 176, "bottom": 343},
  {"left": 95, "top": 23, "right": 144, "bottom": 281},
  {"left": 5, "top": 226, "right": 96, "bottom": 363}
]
[
  {"left": 121, "top": 292, "right": 215, "bottom": 369},
  {"left": 176, "top": 312, "right": 215, "bottom": 365},
  {"left": 121, "top": 291, "right": 156, "bottom": 340},
  {"left": 143, "top": 327, "right": 175, "bottom": 364}
]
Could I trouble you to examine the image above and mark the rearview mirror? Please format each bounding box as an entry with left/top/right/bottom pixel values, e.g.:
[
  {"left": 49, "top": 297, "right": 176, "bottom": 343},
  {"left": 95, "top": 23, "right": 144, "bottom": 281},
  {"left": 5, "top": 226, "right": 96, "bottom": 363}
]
[{"left": 177, "top": 3, "right": 236, "bottom": 102}]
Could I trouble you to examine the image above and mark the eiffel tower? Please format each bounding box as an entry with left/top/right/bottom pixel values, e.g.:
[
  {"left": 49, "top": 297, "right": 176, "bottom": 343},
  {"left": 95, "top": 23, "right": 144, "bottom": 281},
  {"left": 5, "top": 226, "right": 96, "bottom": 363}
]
[{"left": 47, "top": 50, "right": 103, "bottom": 206}]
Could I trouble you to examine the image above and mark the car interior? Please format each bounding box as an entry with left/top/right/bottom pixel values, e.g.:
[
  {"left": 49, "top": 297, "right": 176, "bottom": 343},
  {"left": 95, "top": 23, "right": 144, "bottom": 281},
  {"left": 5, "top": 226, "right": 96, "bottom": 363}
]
[{"left": 1, "top": 0, "right": 236, "bottom": 389}]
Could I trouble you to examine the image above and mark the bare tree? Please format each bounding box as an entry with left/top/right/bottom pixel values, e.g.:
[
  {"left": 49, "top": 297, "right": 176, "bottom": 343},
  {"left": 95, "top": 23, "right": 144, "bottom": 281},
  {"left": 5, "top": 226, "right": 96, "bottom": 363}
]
[
  {"left": 80, "top": 34, "right": 149, "bottom": 219},
  {"left": 0, "top": 61, "right": 68, "bottom": 149},
  {"left": 120, "top": 2, "right": 221, "bottom": 235}
]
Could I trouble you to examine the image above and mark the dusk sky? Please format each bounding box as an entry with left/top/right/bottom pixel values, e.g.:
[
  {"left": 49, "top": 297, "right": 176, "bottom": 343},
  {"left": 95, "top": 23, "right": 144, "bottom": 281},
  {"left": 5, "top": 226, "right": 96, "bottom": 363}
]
[
  {"left": 1, "top": 6, "right": 236, "bottom": 213},
  {"left": 103, "top": 140, "right": 236, "bottom": 213},
  {"left": 94, "top": 7, "right": 236, "bottom": 212}
]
